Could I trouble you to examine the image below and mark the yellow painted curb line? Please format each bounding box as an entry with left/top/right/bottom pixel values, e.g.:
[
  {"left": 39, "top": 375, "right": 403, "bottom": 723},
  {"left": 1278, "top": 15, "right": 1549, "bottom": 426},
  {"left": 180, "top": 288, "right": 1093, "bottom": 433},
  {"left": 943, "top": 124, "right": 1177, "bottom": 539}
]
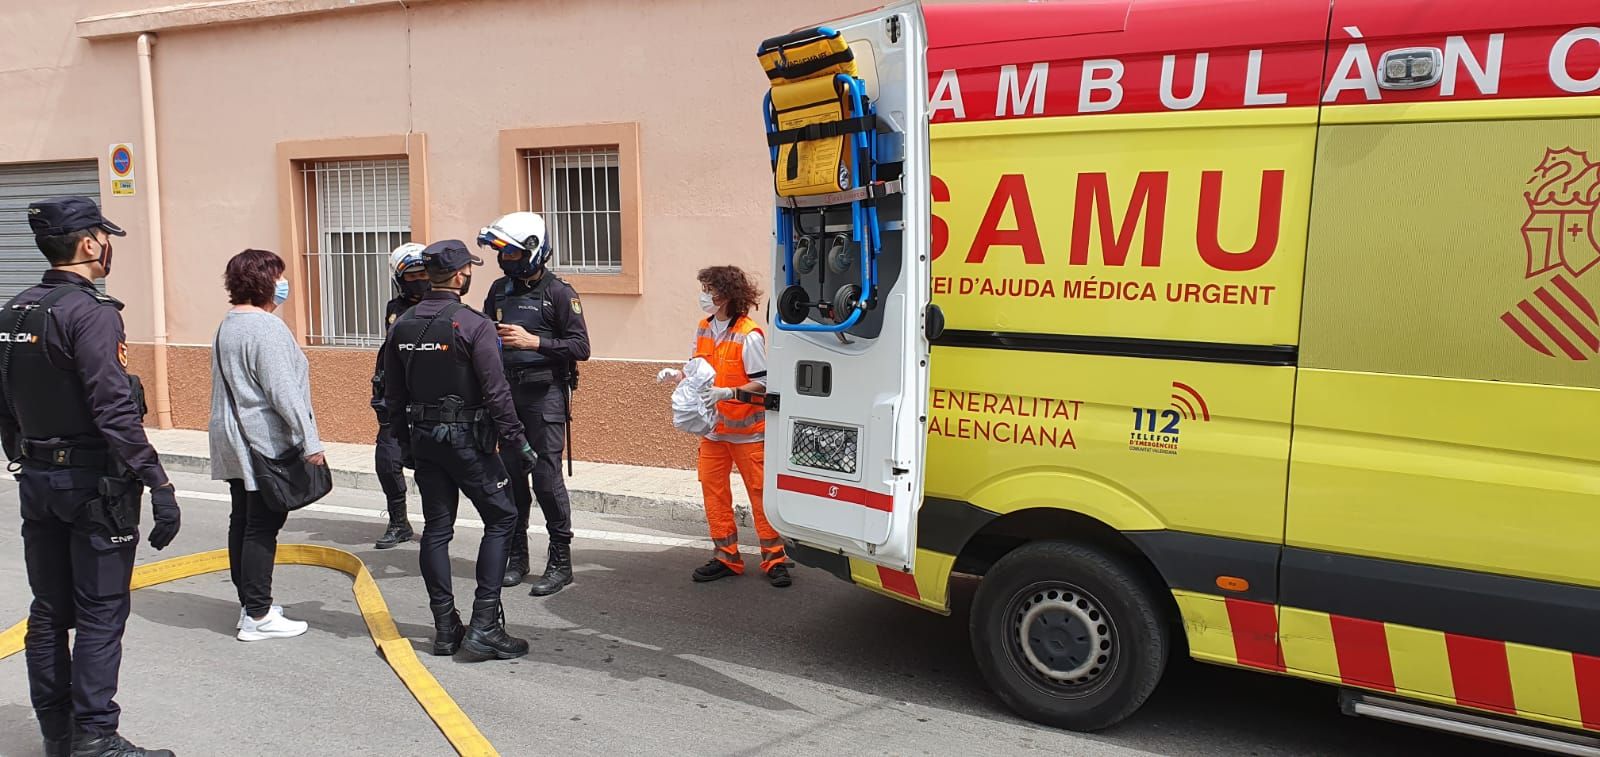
[{"left": 0, "top": 544, "right": 497, "bottom": 757}]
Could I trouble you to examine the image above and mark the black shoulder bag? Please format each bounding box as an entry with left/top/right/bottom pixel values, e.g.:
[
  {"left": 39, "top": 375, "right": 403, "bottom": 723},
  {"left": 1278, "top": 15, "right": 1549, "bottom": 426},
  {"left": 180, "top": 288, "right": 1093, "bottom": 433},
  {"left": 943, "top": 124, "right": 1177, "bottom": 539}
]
[{"left": 214, "top": 333, "right": 332, "bottom": 512}]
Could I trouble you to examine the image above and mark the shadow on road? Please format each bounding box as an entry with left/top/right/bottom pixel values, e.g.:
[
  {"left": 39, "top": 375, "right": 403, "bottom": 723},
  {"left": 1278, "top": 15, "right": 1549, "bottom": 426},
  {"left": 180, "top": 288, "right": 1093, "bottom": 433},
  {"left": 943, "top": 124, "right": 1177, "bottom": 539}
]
[{"left": 117, "top": 511, "right": 1531, "bottom": 756}]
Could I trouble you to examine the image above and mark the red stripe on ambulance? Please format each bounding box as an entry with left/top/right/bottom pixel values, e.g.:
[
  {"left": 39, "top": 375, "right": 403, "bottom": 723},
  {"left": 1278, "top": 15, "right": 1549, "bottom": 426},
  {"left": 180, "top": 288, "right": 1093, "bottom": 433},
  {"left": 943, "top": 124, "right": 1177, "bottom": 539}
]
[
  {"left": 1330, "top": 615, "right": 1396, "bottom": 692},
  {"left": 1224, "top": 598, "right": 1284, "bottom": 672},
  {"left": 1445, "top": 634, "right": 1517, "bottom": 714},
  {"left": 877, "top": 566, "right": 921, "bottom": 601},
  {"left": 775, "top": 475, "right": 894, "bottom": 512},
  {"left": 1574, "top": 653, "right": 1600, "bottom": 730}
]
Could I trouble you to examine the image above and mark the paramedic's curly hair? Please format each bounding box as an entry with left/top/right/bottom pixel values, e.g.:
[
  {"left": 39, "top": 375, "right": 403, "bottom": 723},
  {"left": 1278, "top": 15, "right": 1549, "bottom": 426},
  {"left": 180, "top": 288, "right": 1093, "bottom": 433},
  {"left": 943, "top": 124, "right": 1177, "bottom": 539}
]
[{"left": 697, "top": 265, "right": 762, "bottom": 319}]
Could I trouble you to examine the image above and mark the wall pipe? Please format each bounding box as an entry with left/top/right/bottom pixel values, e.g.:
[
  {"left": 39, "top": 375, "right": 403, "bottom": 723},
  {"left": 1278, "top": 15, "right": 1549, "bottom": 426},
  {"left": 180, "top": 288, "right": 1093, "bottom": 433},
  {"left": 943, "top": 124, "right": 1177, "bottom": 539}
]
[{"left": 136, "top": 33, "right": 173, "bottom": 429}]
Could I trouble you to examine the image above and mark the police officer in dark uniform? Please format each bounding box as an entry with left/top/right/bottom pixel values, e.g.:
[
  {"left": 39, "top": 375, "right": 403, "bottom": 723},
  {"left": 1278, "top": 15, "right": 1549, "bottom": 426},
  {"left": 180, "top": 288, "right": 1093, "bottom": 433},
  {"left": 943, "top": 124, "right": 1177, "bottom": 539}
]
[
  {"left": 0, "top": 197, "right": 182, "bottom": 757},
  {"left": 477, "top": 212, "right": 590, "bottom": 596},
  {"left": 383, "top": 240, "right": 534, "bottom": 661},
  {"left": 370, "top": 242, "right": 430, "bottom": 550}
]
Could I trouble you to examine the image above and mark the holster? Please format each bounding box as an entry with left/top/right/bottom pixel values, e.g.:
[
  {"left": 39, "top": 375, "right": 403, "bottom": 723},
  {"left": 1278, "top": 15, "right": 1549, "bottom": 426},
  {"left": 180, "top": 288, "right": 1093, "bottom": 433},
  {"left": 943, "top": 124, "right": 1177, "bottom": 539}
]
[
  {"left": 371, "top": 371, "right": 386, "bottom": 410},
  {"left": 94, "top": 466, "right": 143, "bottom": 534},
  {"left": 128, "top": 374, "right": 149, "bottom": 418},
  {"left": 473, "top": 421, "right": 498, "bottom": 455}
]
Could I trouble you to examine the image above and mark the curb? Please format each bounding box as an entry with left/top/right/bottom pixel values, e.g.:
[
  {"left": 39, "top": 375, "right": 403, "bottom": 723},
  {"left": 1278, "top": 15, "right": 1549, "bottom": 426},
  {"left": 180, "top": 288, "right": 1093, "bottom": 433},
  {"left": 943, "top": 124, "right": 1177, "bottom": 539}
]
[{"left": 155, "top": 451, "right": 732, "bottom": 525}]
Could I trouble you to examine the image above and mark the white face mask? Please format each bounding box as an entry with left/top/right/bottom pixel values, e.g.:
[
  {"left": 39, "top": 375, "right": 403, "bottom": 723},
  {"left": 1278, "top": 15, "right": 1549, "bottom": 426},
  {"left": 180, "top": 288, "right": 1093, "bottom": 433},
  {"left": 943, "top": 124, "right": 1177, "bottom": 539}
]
[
  {"left": 699, "top": 291, "right": 718, "bottom": 315},
  {"left": 273, "top": 278, "right": 290, "bottom": 305}
]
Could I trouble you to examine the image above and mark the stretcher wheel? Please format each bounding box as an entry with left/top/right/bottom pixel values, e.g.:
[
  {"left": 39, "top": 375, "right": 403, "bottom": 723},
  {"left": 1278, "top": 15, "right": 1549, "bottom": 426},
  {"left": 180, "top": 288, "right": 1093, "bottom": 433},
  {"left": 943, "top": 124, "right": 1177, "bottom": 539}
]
[
  {"left": 778, "top": 285, "right": 811, "bottom": 325},
  {"left": 793, "top": 236, "right": 818, "bottom": 275},
  {"left": 830, "top": 284, "right": 861, "bottom": 322},
  {"left": 826, "top": 234, "right": 853, "bottom": 274}
]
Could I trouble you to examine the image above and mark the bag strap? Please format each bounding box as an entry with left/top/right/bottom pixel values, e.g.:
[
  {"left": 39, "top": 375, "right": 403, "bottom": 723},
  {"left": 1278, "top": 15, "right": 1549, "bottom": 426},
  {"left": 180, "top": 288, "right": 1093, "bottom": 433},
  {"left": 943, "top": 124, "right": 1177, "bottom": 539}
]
[{"left": 212, "top": 329, "right": 263, "bottom": 459}]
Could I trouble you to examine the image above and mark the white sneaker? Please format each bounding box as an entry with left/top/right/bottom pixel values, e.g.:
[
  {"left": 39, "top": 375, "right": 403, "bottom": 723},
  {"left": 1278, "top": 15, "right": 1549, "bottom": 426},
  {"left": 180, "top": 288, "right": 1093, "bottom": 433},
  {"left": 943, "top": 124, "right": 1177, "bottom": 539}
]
[
  {"left": 237, "top": 605, "right": 283, "bottom": 630},
  {"left": 236, "top": 607, "right": 309, "bottom": 642}
]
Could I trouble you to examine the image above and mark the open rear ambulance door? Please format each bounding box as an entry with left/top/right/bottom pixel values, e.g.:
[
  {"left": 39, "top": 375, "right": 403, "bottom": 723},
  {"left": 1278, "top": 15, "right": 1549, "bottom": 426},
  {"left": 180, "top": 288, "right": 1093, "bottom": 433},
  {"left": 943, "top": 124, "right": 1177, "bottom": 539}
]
[{"left": 758, "top": 2, "right": 932, "bottom": 572}]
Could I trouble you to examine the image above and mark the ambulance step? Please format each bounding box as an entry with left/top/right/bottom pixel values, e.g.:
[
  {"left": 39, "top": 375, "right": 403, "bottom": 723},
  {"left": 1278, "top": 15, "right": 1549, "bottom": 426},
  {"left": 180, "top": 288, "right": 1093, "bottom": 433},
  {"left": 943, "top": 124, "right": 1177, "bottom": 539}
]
[{"left": 1341, "top": 691, "right": 1600, "bottom": 756}]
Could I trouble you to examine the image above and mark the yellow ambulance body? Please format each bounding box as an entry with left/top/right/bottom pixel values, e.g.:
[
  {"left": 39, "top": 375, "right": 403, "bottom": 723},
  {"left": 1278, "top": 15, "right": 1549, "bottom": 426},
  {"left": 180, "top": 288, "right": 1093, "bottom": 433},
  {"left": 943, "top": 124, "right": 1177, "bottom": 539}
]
[{"left": 760, "top": 0, "right": 1600, "bottom": 749}]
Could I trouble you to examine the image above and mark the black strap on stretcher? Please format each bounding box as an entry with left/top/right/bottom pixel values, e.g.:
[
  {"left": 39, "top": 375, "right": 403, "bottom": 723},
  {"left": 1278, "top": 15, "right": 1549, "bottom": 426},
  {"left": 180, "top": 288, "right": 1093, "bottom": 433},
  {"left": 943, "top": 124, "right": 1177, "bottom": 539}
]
[
  {"left": 768, "top": 115, "right": 878, "bottom": 183},
  {"left": 764, "top": 50, "right": 855, "bottom": 81},
  {"left": 777, "top": 179, "right": 903, "bottom": 210},
  {"left": 765, "top": 115, "right": 878, "bottom": 148}
]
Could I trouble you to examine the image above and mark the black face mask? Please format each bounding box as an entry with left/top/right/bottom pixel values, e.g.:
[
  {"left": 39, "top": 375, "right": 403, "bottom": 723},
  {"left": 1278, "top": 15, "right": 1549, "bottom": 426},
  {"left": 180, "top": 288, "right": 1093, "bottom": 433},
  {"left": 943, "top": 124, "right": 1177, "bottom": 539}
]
[
  {"left": 459, "top": 273, "right": 473, "bottom": 297},
  {"left": 52, "top": 235, "right": 112, "bottom": 275},
  {"left": 399, "top": 279, "right": 430, "bottom": 300},
  {"left": 498, "top": 251, "right": 538, "bottom": 280}
]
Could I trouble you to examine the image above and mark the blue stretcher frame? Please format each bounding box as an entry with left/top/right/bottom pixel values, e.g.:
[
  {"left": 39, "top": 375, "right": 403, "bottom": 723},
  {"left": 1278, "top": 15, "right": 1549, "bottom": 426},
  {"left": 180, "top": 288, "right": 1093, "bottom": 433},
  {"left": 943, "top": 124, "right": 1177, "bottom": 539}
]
[{"left": 761, "top": 29, "right": 884, "bottom": 334}]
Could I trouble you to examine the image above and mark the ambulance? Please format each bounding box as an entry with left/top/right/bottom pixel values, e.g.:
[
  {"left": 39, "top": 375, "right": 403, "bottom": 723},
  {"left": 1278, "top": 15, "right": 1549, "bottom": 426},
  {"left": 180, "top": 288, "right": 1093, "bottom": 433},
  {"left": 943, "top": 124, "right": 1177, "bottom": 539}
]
[{"left": 753, "top": 0, "right": 1600, "bottom": 751}]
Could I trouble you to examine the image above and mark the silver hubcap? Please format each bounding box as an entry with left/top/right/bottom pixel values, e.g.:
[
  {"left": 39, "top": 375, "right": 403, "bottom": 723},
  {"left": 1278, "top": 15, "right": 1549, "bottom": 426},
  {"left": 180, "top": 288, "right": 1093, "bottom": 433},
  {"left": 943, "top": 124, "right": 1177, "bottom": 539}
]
[{"left": 1010, "top": 584, "right": 1115, "bottom": 689}]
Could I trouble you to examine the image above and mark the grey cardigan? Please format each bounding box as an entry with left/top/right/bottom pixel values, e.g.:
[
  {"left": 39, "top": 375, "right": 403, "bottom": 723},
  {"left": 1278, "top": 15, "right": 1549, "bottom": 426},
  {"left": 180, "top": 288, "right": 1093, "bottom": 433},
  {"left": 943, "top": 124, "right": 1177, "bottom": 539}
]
[{"left": 208, "top": 310, "right": 324, "bottom": 490}]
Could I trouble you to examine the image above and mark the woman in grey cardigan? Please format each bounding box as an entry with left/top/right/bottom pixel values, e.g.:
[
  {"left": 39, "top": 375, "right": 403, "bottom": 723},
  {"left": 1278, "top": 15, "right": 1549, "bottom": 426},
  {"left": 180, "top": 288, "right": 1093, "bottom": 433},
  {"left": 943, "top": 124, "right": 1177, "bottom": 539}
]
[{"left": 209, "top": 249, "right": 326, "bottom": 642}]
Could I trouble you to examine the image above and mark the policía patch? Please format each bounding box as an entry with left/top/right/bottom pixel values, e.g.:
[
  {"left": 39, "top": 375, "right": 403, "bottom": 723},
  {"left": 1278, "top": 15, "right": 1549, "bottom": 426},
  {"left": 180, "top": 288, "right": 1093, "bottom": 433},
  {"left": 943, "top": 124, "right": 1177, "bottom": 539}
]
[
  {"left": 117, "top": 341, "right": 128, "bottom": 368},
  {"left": 571, "top": 298, "right": 582, "bottom": 315},
  {"left": 388, "top": 313, "right": 397, "bottom": 325}
]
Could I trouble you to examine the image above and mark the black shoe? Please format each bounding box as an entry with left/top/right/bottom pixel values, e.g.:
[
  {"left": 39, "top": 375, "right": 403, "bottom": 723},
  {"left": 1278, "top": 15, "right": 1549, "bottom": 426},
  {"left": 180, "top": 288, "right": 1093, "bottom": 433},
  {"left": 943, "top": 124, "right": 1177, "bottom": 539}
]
[
  {"left": 39, "top": 707, "right": 71, "bottom": 757},
  {"left": 766, "top": 563, "right": 793, "bottom": 588},
  {"left": 375, "top": 522, "right": 414, "bottom": 550},
  {"left": 461, "top": 599, "right": 529, "bottom": 661},
  {"left": 501, "top": 556, "right": 529, "bottom": 587},
  {"left": 529, "top": 543, "right": 573, "bottom": 597},
  {"left": 429, "top": 602, "right": 466, "bottom": 657},
  {"left": 71, "top": 731, "right": 174, "bottom": 757},
  {"left": 501, "top": 534, "right": 530, "bottom": 587},
  {"left": 692, "top": 559, "right": 739, "bottom": 583}
]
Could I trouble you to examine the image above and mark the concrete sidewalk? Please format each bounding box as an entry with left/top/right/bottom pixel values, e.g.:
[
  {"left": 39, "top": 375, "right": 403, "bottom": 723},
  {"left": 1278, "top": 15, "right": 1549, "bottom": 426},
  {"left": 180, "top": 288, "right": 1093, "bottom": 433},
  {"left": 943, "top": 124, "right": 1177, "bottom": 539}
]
[{"left": 145, "top": 428, "right": 749, "bottom": 523}]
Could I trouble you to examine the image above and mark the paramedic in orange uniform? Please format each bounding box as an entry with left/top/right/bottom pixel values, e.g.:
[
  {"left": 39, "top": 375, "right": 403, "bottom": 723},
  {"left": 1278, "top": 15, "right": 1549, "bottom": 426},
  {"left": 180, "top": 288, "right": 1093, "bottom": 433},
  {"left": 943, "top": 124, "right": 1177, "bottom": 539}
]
[{"left": 680, "top": 266, "right": 790, "bottom": 587}]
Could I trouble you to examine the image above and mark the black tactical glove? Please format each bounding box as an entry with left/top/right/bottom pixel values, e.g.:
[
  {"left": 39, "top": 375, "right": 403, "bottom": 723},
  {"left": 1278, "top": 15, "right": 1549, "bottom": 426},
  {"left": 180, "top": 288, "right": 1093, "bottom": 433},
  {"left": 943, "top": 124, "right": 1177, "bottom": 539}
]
[
  {"left": 149, "top": 485, "right": 181, "bottom": 550},
  {"left": 519, "top": 442, "right": 537, "bottom": 468}
]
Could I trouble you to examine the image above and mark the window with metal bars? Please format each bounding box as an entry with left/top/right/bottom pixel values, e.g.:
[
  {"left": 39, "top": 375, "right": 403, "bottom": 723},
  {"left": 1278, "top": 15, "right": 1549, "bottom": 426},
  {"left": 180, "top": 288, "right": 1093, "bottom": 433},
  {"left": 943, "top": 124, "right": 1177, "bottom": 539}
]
[
  {"left": 522, "top": 147, "right": 622, "bottom": 274},
  {"left": 300, "top": 158, "right": 411, "bottom": 347}
]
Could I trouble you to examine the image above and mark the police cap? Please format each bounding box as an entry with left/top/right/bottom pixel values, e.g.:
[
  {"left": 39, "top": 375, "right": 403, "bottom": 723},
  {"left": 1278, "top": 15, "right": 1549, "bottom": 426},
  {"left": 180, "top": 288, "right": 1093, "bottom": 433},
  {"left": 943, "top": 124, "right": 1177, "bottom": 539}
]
[
  {"left": 421, "top": 240, "right": 482, "bottom": 275},
  {"left": 27, "top": 196, "right": 127, "bottom": 237}
]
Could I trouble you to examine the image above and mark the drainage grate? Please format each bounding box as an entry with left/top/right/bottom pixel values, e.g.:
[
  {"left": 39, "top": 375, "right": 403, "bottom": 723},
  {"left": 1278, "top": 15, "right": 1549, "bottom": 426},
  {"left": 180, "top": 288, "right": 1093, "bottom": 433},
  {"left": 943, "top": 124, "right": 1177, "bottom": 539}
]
[{"left": 790, "top": 421, "right": 859, "bottom": 475}]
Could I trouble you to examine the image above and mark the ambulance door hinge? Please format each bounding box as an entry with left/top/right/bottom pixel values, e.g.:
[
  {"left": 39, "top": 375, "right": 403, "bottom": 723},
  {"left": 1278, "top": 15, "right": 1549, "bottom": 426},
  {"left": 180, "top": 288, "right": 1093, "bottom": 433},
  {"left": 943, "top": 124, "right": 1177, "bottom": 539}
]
[{"left": 764, "top": 392, "right": 781, "bottom": 412}]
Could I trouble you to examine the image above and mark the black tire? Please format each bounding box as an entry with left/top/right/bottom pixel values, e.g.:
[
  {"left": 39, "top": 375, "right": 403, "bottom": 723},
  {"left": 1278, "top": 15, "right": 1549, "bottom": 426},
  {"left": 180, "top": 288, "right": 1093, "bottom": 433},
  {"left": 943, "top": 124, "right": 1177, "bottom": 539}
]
[{"left": 969, "top": 541, "right": 1169, "bottom": 732}]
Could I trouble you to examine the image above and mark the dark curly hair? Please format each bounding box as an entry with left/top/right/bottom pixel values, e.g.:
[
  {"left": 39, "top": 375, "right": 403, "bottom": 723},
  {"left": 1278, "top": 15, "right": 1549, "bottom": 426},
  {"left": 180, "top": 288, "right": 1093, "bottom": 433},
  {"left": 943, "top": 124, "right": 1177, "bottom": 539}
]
[
  {"left": 697, "top": 265, "right": 762, "bottom": 319},
  {"left": 224, "top": 249, "right": 285, "bottom": 306}
]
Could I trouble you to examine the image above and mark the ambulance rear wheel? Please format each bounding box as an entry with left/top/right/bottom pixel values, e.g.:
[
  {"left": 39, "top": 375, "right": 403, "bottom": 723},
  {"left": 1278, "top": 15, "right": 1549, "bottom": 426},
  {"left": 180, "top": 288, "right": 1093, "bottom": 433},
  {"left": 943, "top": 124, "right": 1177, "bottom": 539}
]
[{"left": 970, "top": 541, "right": 1169, "bottom": 732}]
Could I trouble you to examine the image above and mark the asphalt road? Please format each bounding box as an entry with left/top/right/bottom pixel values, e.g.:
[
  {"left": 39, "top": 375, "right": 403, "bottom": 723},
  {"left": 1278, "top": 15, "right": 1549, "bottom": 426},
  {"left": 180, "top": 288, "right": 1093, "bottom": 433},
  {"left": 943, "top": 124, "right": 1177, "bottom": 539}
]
[{"left": 0, "top": 472, "right": 1531, "bottom": 756}]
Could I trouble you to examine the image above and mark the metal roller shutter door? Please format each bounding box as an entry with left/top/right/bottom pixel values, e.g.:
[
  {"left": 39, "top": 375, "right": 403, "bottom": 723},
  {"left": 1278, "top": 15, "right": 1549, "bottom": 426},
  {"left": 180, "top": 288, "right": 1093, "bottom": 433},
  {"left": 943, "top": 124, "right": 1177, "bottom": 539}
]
[{"left": 0, "top": 161, "right": 101, "bottom": 301}]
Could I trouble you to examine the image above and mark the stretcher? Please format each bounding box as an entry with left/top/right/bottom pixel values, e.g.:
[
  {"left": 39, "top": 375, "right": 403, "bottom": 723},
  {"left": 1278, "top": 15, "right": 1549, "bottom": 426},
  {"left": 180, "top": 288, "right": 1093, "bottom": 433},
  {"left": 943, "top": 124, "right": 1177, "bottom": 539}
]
[{"left": 759, "top": 27, "right": 900, "bottom": 333}]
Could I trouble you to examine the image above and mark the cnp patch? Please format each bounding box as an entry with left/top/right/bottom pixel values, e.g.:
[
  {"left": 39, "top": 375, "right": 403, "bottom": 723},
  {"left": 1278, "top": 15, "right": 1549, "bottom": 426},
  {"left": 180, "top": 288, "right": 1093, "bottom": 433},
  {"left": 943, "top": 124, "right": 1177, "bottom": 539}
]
[
  {"left": 117, "top": 341, "right": 128, "bottom": 368},
  {"left": 571, "top": 298, "right": 583, "bottom": 315},
  {"left": 387, "top": 313, "right": 397, "bottom": 326}
]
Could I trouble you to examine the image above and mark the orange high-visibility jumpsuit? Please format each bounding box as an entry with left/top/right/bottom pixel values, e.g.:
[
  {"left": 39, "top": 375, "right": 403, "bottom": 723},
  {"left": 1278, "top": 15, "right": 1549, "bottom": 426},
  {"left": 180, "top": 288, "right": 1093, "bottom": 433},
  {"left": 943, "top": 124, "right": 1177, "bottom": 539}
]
[{"left": 694, "top": 315, "right": 785, "bottom": 575}]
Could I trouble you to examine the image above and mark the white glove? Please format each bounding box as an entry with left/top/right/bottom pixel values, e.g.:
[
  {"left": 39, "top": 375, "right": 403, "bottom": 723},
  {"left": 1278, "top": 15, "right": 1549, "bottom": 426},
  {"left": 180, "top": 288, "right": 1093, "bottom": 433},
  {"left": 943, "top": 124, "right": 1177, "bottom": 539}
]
[
  {"left": 701, "top": 386, "right": 735, "bottom": 405},
  {"left": 656, "top": 368, "right": 683, "bottom": 384}
]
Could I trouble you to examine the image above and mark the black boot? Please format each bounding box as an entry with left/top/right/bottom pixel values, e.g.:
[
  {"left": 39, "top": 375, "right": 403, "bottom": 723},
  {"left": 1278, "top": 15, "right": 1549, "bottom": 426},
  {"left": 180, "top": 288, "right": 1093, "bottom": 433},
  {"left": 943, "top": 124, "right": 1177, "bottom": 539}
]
[
  {"left": 430, "top": 602, "right": 466, "bottom": 656},
  {"left": 375, "top": 520, "right": 414, "bottom": 550},
  {"left": 460, "top": 599, "right": 529, "bottom": 661},
  {"left": 71, "top": 731, "right": 174, "bottom": 757},
  {"left": 501, "top": 532, "right": 529, "bottom": 587},
  {"left": 528, "top": 542, "right": 573, "bottom": 597},
  {"left": 38, "top": 707, "right": 71, "bottom": 757}
]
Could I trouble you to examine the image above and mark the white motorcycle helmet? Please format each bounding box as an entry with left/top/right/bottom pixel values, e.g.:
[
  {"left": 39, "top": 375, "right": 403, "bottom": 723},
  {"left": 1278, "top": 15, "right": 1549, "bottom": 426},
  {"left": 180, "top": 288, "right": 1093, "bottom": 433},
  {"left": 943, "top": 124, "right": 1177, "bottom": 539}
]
[
  {"left": 389, "top": 242, "right": 429, "bottom": 298},
  {"left": 477, "top": 212, "right": 552, "bottom": 277},
  {"left": 390, "top": 242, "right": 427, "bottom": 277}
]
